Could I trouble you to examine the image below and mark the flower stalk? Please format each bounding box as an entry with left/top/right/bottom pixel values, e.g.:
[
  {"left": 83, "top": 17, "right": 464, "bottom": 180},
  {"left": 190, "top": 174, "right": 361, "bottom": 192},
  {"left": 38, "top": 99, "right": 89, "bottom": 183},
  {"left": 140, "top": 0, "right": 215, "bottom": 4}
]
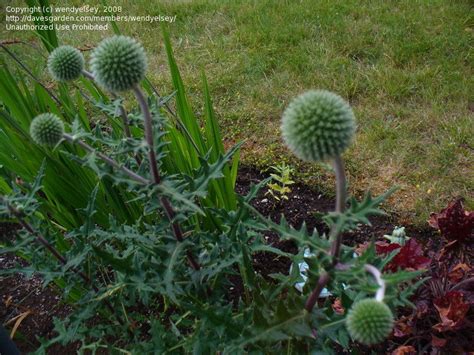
[
  {"left": 133, "top": 86, "right": 200, "bottom": 271},
  {"left": 63, "top": 133, "right": 148, "bottom": 185},
  {"left": 305, "top": 155, "right": 347, "bottom": 312}
]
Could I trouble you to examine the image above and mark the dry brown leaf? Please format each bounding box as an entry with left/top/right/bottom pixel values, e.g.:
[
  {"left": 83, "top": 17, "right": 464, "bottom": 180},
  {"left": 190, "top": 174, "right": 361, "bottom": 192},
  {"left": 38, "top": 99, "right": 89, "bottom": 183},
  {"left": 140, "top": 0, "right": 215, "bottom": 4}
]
[
  {"left": 393, "top": 316, "right": 413, "bottom": 337},
  {"left": 354, "top": 241, "right": 370, "bottom": 256},
  {"left": 433, "top": 291, "right": 469, "bottom": 332},
  {"left": 331, "top": 298, "right": 345, "bottom": 315},
  {"left": 448, "top": 263, "right": 471, "bottom": 283},
  {"left": 6, "top": 310, "right": 31, "bottom": 339},
  {"left": 391, "top": 345, "right": 416, "bottom": 355},
  {"left": 3, "top": 295, "right": 13, "bottom": 307}
]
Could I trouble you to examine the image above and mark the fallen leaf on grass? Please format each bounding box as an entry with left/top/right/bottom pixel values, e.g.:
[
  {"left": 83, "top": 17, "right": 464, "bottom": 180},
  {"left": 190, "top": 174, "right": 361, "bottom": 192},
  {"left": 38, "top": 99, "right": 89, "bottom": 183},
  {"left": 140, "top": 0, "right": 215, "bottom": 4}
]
[
  {"left": 391, "top": 345, "right": 416, "bottom": 355},
  {"left": 376, "top": 239, "right": 430, "bottom": 272},
  {"left": 429, "top": 199, "right": 474, "bottom": 242},
  {"left": 433, "top": 291, "right": 469, "bottom": 332}
]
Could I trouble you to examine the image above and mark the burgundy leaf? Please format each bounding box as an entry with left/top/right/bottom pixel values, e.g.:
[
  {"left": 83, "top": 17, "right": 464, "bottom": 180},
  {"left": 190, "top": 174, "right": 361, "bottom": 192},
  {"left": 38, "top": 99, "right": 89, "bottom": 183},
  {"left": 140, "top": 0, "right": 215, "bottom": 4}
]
[
  {"left": 428, "top": 199, "right": 474, "bottom": 242},
  {"left": 375, "top": 241, "right": 401, "bottom": 254},
  {"left": 376, "top": 239, "right": 430, "bottom": 272}
]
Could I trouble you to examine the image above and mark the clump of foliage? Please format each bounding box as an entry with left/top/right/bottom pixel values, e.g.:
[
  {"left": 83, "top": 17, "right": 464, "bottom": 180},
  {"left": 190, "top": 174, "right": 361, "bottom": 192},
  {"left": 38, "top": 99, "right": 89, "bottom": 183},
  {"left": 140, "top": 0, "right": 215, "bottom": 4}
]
[
  {"left": 0, "top": 34, "right": 425, "bottom": 353},
  {"left": 266, "top": 162, "right": 295, "bottom": 201},
  {"left": 371, "top": 199, "right": 473, "bottom": 354},
  {"left": 429, "top": 199, "right": 473, "bottom": 244}
]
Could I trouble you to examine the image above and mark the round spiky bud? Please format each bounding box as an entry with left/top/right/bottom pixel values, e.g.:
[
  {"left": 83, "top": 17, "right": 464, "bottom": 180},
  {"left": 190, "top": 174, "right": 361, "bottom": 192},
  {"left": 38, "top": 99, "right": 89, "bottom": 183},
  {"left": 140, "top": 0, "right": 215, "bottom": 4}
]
[
  {"left": 30, "top": 113, "right": 64, "bottom": 146},
  {"left": 281, "top": 90, "right": 356, "bottom": 162},
  {"left": 90, "top": 36, "right": 147, "bottom": 92},
  {"left": 47, "top": 45, "right": 84, "bottom": 82},
  {"left": 346, "top": 299, "right": 394, "bottom": 346}
]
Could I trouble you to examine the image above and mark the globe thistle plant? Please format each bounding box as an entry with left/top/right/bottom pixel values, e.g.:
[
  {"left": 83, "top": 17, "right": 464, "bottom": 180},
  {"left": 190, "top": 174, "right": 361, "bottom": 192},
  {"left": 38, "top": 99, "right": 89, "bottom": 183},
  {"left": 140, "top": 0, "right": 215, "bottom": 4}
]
[
  {"left": 30, "top": 113, "right": 64, "bottom": 146},
  {"left": 47, "top": 45, "right": 84, "bottom": 82},
  {"left": 297, "top": 90, "right": 356, "bottom": 311},
  {"left": 281, "top": 90, "right": 356, "bottom": 162},
  {"left": 90, "top": 36, "right": 147, "bottom": 92},
  {"left": 346, "top": 298, "right": 394, "bottom": 345}
]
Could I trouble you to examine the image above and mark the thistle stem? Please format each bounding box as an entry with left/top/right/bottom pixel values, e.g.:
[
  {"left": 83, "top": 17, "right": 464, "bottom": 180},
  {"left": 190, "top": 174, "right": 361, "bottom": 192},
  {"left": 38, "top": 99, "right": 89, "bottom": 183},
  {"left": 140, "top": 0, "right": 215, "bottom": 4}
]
[
  {"left": 63, "top": 133, "right": 148, "bottom": 185},
  {"left": 81, "top": 69, "right": 95, "bottom": 81},
  {"left": 305, "top": 155, "right": 347, "bottom": 312},
  {"left": 304, "top": 272, "right": 330, "bottom": 312},
  {"left": 133, "top": 87, "right": 161, "bottom": 184},
  {"left": 329, "top": 156, "right": 346, "bottom": 262},
  {"left": 117, "top": 102, "right": 132, "bottom": 138},
  {"left": 133, "top": 86, "right": 200, "bottom": 271}
]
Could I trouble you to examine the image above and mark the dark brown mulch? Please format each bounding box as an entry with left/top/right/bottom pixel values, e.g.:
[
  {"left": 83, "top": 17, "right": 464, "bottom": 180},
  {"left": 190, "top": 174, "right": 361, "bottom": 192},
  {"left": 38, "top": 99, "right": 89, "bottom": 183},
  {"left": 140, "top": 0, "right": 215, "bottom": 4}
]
[
  {"left": 0, "top": 166, "right": 458, "bottom": 354},
  {"left": 236, "top": 166, "right": 434, "bottom": 278}
]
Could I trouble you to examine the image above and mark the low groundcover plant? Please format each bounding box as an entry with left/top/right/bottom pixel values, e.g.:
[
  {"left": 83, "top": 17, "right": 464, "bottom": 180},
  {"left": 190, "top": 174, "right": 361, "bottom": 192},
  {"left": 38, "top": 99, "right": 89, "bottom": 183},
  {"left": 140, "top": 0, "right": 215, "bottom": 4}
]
[{"left": 0, "top": 35, "right": 425, "bottom": 353}]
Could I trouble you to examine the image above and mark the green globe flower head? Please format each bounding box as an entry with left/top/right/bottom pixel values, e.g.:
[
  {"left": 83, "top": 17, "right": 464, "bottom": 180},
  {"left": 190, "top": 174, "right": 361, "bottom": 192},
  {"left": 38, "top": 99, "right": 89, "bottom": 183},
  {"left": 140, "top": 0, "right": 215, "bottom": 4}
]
[
  {"left": 30, "top": 113, "right": 64, "bottom": 146},
  {"left": 281, "top": 90, "right": 356, "bottom": 162},
  {"left": 47, "top": 45, "right": 84, "bottom": 82},
  {"left": 346, "top": 299, "right": 394, "bottom": 346},
  {"left": 90, "top": 35, "right": 147, "bottom": 92}
]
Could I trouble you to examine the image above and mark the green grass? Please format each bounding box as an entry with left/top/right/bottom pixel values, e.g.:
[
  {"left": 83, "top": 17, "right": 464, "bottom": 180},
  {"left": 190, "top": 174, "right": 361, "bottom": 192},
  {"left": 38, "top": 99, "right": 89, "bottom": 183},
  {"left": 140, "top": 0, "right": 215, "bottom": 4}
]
[{"left": 2, "top": 0, "right": 473, "bottom": 224}]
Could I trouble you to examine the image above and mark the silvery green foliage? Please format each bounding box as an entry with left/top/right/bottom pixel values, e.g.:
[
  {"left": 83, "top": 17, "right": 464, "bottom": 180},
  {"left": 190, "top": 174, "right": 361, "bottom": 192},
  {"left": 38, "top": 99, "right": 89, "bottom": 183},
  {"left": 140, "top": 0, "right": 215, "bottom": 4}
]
[
  {"left": 47, "top": 45, "right": 84, "bottom": 82},
  {"left": 1, "top": 123, "right": 418, "bottom": 353},
  {"left": 30, "top": 113, "right": 64, "bottom": 146},
  {"left": 1, "top": 37, "right": 419, "bottom": 352},
  {"left": 281, "top": 90, "right": 356, "bottom": 162},
  {"left": 346, "top": 298, "right": 394, "bottom": 345},
  {"left": 91, "top": 36, "right": 147, "bottom": 92}
]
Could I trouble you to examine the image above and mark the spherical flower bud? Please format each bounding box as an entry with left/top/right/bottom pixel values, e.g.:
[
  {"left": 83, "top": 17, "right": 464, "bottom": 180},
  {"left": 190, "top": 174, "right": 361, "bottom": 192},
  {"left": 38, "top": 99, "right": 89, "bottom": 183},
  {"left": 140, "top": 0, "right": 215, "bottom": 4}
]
[
  {"left": 47, "top": 45, "right": 84, "bottom": 82},
  {"left": 281, "top": 90, "right": 356, "bottom": 162},
  {"left": 90, "top": 36, "right": 147, "bottom": 92},
  {"left": 30, "top": 113, "right": 64, "bottom": 146},
  {"left": 346, "top": 299, "right": 394, "bottom": 345}
]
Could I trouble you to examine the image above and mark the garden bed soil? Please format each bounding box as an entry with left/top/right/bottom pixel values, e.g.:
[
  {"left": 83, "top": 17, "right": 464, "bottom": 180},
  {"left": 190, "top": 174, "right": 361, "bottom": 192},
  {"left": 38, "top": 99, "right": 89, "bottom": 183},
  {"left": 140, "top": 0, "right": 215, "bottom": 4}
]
[{"left": 1, "top": 166, "right": 472, "bottom": 354}]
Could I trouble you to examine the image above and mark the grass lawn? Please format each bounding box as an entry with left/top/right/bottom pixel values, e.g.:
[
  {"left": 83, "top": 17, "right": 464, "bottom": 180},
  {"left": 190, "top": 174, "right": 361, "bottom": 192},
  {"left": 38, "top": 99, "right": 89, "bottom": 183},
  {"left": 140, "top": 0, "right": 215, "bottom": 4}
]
[{"left": 2, "top": 0, "right": 473, "bottom": 224}]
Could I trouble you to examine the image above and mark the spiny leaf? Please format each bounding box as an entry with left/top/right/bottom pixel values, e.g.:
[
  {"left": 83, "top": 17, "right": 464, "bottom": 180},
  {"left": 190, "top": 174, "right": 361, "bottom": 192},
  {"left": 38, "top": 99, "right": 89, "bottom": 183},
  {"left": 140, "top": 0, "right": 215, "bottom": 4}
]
[{"left": 91, "top": 245, "right": 133, "bottom": 274}]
